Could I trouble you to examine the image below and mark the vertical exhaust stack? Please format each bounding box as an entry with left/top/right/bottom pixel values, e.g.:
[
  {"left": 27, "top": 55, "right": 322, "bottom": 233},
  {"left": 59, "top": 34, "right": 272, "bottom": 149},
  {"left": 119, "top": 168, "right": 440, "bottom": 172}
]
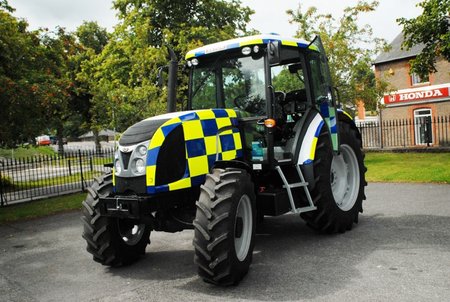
[{"left": 167, "top": 47, "right": 178, "bottom": 113}]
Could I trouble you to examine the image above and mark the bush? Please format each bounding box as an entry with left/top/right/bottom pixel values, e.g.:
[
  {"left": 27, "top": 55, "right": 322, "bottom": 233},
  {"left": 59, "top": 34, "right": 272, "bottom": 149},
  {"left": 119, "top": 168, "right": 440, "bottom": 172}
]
[{"left": 1, "top": 174, "right": 13, "bottom": 188}]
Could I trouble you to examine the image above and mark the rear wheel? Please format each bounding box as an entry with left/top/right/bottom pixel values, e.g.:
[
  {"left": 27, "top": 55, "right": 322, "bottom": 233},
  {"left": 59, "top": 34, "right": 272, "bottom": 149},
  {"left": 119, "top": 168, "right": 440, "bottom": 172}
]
[
  {"left": 81, "top": 173, "right": 150, "bottom": 266},
  {"left": 301, "top": 121, "right": 366, "bottom": 233},
  {"left": 193, "top": 168, "right": 256, "bottom": 286}
]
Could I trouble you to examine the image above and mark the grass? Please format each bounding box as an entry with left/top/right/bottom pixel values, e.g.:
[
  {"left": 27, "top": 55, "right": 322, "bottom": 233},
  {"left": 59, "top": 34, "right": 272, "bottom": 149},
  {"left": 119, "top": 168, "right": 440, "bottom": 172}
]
[
  {"left": 365, "top": 152, "right": 450, "bottom": 184},
  {"left": 0, "top": 146, "right": 56, "bottom": 159},
  {"left": 0, "top": 193, "right": 85, "bottom": 224},
  {"left": 5, "top": 171, "right": 103, "bottom": 191}
]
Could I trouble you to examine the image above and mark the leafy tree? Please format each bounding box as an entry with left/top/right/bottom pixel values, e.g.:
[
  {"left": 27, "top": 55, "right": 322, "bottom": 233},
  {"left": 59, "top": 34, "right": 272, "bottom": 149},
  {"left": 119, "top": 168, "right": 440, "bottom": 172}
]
[
  {"left": 72, "top": 21, "right": 110, "bottom": 152},
  {"left": 287, "top": 0, "right": 390, "bottom": 112},
  {"left": 38, "top": 27, "right": 83, "bottom": 153},
  {"left": 0, "top": 4, "right": 47, "bottom": 147},
  {"left": 80, "top": 0, "right": 254, "bottom": 133},
  {"left": 397, "top": 0, "right": 450, "bottom": 77}
]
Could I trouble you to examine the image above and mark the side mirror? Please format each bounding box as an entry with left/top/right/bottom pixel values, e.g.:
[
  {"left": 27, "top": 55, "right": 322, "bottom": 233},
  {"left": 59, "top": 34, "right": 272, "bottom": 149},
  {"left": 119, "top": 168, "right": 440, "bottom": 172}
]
[{"left": 268, "top": 41, "right": 281, "bottom": 65}]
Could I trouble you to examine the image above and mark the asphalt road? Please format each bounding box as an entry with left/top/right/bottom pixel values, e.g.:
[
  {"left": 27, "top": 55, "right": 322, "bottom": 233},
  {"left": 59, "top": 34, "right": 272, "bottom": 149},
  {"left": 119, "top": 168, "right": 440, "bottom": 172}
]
[{"left": 0, "top": 183, "right": 449, "bottom": 302}]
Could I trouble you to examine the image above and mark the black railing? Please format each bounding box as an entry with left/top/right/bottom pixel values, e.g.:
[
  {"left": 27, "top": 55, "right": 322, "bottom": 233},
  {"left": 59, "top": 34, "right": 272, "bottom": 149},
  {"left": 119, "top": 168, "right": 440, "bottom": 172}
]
[
  {"left": 357, "top": 115, "right": 450, "bottom": 149},
  {"left": 0, "top": 149, "right": 114, "bottom": 206}
]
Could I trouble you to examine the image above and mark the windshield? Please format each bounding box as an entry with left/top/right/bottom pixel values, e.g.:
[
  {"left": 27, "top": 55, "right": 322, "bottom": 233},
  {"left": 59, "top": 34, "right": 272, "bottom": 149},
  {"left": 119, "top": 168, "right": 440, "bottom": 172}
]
[{"left": 190, "top": 54, "right": 266, "bottom": 116}]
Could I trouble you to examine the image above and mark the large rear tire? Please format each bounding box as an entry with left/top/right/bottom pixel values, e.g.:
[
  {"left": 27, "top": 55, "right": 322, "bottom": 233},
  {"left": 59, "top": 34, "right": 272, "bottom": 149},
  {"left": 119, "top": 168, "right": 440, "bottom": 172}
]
[
  {"left": 301, "top": 121, "right": 367, "bottom": 233},
  {"left": 193, "top": 168, "right": 256, "bottom": 286},
  {"left": 81, "top": 173, "right": 150, "bottom": 266}
]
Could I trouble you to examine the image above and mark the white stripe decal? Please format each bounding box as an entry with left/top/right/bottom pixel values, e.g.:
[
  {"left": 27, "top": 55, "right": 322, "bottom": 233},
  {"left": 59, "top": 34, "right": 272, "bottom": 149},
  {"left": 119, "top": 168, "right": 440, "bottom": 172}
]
[{"left": 297, "top": 114, "right": 324, "bottom": 165}]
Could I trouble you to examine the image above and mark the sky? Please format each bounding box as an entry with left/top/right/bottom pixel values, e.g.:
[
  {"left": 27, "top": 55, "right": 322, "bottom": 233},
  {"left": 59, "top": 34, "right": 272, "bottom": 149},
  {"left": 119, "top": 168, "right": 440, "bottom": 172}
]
[{"left": 8, "top": 0, "right": 423, "bottom": 43}]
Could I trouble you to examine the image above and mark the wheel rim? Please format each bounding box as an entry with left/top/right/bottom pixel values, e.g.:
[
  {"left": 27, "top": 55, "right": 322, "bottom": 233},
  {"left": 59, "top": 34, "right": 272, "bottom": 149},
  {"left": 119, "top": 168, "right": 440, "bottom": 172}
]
[
  {"left": 330, "top": 144, "right": 360, "bottom": 211},
  {"left": 117, "top": 220, "right": 146, "bottom": 246},
  {"left": 234, "top": 194, "right": 253, "bottom": 261}
]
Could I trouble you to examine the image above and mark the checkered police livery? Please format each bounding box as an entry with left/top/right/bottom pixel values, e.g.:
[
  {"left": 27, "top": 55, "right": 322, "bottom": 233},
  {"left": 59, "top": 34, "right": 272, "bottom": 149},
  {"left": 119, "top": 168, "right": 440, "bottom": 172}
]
[{"left": 145, "top": 109, "right": 242, "bottom": 194}]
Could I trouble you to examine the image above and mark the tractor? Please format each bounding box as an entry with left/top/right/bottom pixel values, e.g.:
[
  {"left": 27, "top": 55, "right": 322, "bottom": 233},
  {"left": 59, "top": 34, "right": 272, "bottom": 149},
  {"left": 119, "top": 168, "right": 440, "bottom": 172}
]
[{"left": 82, "top": 34, "right": 366, "bottom": 286}]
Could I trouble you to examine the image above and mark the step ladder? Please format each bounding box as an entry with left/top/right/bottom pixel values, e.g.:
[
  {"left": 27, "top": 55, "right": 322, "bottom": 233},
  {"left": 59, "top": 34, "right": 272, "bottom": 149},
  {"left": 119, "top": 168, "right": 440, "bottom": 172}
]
[{"left": 275, "top": 165, "right": 317, "bottom": 214}]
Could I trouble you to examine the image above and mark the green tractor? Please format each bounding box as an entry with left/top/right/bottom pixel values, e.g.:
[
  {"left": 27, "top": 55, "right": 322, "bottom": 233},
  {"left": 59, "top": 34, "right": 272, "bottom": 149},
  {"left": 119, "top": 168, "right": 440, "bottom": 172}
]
[{"left": 82, "top": 34, "right": 366, "bottom": 286}]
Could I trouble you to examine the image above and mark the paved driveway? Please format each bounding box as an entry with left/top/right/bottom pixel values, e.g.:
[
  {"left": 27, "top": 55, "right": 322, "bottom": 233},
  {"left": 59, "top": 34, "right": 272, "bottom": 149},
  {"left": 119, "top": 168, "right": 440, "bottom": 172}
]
[{"left": 0, "top": 183, "right": 449, "bottom": 302}]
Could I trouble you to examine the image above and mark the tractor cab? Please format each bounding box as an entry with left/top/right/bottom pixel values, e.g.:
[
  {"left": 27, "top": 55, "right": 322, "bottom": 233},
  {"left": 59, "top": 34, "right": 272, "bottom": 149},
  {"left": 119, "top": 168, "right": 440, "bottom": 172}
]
[{"left": 185, "top": 34, "right": 339, "bottom": 167}]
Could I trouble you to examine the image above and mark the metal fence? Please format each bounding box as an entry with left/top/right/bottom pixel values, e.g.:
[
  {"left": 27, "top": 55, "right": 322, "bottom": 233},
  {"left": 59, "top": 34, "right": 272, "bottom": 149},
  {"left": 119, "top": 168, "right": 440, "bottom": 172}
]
[
  {"left": 357, "top": 115, "right": 450, "bottom": 149},
  {"left": 0, "top": 149, "right": 114, "bottom": 206}
]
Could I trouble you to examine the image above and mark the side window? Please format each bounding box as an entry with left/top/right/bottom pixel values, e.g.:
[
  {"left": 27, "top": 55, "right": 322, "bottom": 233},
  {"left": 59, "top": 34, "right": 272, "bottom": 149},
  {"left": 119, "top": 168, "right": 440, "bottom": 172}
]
[
  {"left": 271, "top": 64, "right": 305, "bottom": 93},
  {"left": 191, "top": 69, "right": 217, "bottom": 109},
  {"left": 223, "top": 56, "right": 266, "bottom": 116},
  {"left": 223, "top": 67, "right": 246, "bottom": 108},
  {"left": 308, "top": 55, "right": 329, "bottom": 105},
  {"left": 411, "top": 72, "right": 429, "bottom": 86}
]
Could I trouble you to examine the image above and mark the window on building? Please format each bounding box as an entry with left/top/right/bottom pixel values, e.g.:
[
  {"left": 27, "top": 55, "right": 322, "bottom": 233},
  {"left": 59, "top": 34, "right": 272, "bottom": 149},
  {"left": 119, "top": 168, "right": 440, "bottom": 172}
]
[
  {"left": 414, "top": 108, "right": 433, "bottom": 145},
  {"left": 411, "top": 72, "right": 429, "bottom": 85}
]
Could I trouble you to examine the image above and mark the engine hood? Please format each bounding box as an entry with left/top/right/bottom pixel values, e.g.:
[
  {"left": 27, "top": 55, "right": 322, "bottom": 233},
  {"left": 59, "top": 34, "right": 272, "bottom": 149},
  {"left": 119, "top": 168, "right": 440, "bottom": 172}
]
[{"left": 119, "top": 111, "right": 196, "bottom": 146}]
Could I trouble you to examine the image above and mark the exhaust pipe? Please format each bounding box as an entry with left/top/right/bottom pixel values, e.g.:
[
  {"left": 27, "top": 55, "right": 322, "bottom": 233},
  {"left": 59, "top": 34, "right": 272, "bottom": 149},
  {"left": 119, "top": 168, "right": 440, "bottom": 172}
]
[{"left": 167, "top": 47, "right": 178, "bottom": 113}]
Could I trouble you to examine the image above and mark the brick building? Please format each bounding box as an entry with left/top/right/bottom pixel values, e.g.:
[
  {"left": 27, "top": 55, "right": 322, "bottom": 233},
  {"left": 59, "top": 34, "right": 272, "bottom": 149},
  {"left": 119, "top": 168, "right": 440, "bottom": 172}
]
[{"left": 373, "top": 32, "right": 450, "bottom": 146}]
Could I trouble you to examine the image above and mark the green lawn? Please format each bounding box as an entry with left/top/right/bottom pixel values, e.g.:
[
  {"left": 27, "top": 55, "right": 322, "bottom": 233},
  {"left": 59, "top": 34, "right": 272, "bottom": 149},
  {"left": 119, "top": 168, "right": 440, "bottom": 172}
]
[
  {"left": 5, "top": 171, "right": 103, "bottom": 192},
  {"left": 365, "top": 152, "right": 450, "bottom": 184},
  {"left": 0, "top": 193, "right": 85, "bottom": 224},
  {"left": 0, "top": 146, "right": 56, "bottom": 158}
]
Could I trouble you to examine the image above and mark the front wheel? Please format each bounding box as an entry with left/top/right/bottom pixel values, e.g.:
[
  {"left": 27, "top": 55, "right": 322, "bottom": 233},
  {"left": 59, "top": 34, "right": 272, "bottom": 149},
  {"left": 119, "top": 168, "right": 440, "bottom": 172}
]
[
  {"left": 81, "top": 173, "right": 151, "bottom": 266},
  {"left": 301, "top": 121, "right": 367, "bottom": 233},
  {"left": 193, "top": 168, "right": 256, "bottom": 286}
]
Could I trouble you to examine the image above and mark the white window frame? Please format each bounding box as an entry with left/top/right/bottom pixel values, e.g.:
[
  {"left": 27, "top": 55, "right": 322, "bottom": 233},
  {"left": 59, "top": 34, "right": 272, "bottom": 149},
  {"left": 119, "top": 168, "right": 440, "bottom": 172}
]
[{"left": 411, "top": 72, "right": 429, "bottom": 86}]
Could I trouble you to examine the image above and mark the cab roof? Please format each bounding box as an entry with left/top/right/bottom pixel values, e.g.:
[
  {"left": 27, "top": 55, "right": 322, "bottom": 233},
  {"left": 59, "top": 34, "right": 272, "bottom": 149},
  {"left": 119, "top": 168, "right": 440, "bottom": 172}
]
[{"left": 185, "top": 34, "right": 312, "bottom": 60}]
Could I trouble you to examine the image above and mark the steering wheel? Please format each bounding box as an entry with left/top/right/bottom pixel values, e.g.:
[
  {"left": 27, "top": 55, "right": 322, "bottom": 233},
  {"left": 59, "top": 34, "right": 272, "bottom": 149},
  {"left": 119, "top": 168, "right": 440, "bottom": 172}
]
[
  {"left": 274, "top": 91, "right": 286, "bottom": 105},
  {"left": 233, "top": 95, "right": 265, "bottom": 115},
  {"left": 233, "top": 95, "right": 247, "bottom": 110}
]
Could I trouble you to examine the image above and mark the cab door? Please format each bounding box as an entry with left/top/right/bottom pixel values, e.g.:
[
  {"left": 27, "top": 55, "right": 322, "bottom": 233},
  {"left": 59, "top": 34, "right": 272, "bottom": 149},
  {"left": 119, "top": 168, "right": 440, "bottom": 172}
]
[{"left": 307, "top": 36, "right": 339, "bottom": 152}]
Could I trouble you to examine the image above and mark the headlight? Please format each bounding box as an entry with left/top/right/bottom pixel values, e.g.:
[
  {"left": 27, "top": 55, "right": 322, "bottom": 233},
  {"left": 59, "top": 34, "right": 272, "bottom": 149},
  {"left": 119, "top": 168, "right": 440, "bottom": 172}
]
[
  {"left": 137, "top": 145, "right": 147, "bottom": 156},
  {"left": 115, "top": 159, "right": 122, "bottom": 174},
  {"left": 133, "top": 158, "right": 146, "bottom": 174}
]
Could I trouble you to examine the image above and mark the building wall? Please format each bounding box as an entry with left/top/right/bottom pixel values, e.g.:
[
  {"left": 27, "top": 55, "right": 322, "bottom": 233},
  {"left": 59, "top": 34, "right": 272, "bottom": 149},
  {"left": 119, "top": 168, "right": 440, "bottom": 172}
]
[
  {"left": 375, "top": 57, "right": 450, "bottom": 90},
  {"left": 373, "top": 56, "right": 450, "bottom": 147},
  {"left": 381, "top": 102, "right": 450, "bottom": 120},
  {"left": 432, "top": 59, "right": 450, "bottom": 85}
]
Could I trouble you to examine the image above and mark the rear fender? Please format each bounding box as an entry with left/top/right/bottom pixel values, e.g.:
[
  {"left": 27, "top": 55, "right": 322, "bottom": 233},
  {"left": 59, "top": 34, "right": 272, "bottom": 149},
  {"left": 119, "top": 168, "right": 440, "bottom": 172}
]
[
  {"left": 288, "top": 109, "right": 326, "bottom": 166},
  {"left": 285, "top": 109, "right": 327, "bottom": 189}
]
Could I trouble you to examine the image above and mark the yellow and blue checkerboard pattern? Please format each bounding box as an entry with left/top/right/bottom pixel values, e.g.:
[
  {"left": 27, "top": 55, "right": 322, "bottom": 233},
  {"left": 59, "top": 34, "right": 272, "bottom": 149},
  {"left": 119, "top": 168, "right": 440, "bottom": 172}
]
[
  {"left": 146, "top": 109, "right": 242, "bottom": 194},
  {"left": 320, "top": 102, "right": 339, "bottom": 152}
]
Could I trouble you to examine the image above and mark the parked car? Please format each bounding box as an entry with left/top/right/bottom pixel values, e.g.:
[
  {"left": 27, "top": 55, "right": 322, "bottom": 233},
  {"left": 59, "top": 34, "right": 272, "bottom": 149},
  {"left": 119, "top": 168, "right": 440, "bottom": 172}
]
[
  {"left": 49, "top": 136, "right": 57, "bottom": 144},
  {"left": 36, "top": 135, "right": 51, "bottom": 146}
]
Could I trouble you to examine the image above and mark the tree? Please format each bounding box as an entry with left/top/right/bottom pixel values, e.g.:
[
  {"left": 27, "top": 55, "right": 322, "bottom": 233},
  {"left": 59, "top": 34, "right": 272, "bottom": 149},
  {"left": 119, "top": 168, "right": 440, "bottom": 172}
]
[
  {"left": 38, "top": 27, "right": 83, "bottom": 153},
  {"left": 0, "top": 4, "right": 47, "bottom": 147},
  {"left": 0, "top": 2, "right": 84, "bottom": 149},
  {"left": 72, "top": 21, "right": 110, "bottom": 152},
  {"left": 397, "top": 0, "right": 450, "bottom": 77},
  {"left": 80, "top": 0, "right": 254, "bottom": 133},
  {"left": 287, "top": 1, "right": 390, "bottom": 112}
]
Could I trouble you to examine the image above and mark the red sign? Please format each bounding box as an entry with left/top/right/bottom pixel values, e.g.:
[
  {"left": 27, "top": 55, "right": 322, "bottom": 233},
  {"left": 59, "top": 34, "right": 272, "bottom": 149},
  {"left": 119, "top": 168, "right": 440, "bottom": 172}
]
[{"left": 384, "top": 87, "right": 449, "bottom": 105}]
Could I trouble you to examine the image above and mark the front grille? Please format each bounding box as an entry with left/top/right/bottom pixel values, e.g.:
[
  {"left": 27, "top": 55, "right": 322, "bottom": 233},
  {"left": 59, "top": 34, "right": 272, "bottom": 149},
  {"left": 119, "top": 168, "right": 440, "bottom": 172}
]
[
  {"left": 114, "top": 175, "right": 147, "bottom": 194},
  {"left": 121, "top": 151, "right": 132, "bottom": 169}
]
